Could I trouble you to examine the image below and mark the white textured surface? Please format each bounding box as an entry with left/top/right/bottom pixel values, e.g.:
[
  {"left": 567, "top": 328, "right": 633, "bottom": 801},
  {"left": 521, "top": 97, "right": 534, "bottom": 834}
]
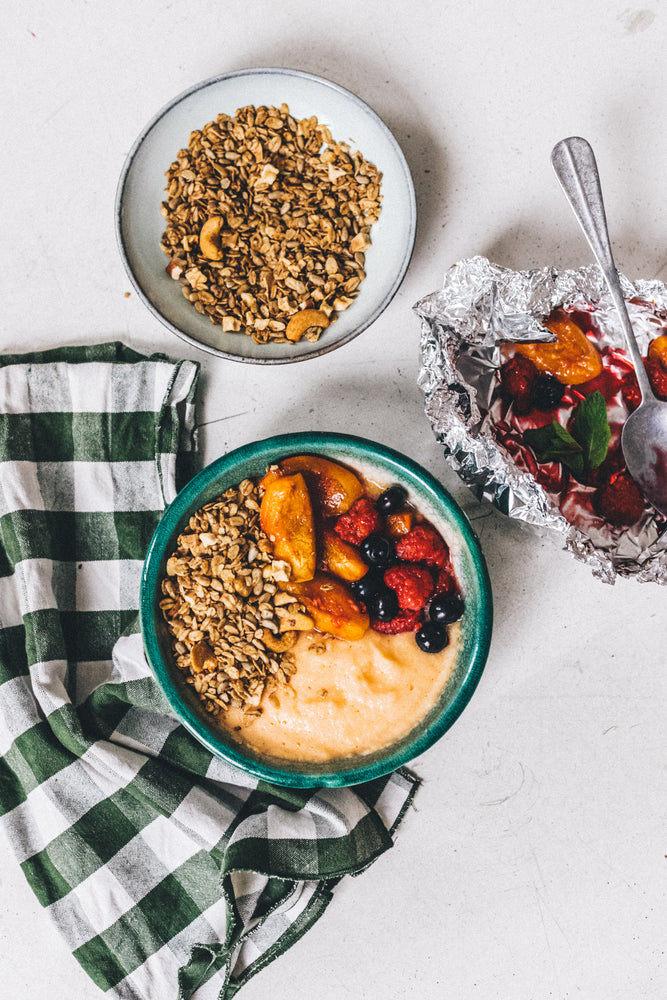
[{"left": 1, "top": 2, "right": 666, "bottom": 998}]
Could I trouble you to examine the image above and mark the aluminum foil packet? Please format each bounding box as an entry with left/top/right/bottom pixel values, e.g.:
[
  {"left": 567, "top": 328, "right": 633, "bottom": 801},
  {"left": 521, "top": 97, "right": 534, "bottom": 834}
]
[{"left": 415, "top": 256, "right": 667, "bottom": 584}]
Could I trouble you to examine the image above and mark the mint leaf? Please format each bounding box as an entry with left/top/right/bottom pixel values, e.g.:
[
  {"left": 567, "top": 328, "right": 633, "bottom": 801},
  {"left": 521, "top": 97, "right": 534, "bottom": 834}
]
[
  {"left": 523, "top": 420, "right": 585, "bottom": 478},
  {"left": 571, "top": 390, "right": 611, "bottom": 470},
  {"left": 523, "top": 390, "right": 611, "bottom": 482}
]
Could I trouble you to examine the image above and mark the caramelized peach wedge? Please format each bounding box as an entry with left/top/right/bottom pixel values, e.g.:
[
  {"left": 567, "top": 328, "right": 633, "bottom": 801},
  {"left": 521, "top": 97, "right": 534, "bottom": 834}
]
[
  {"left": 319, "top": 526, "right": 368, "bottom": 581},
  {"left": 259, "top": 473, "right": 317, "bottom": 583},
  {"left": 285, "top": 573, "right": 370, "bottom": 642},
  {"left": 263, "top": 455, "right": 364, "bottom": 516},
  {"left": 259, "top": 458, "right": 369, "bottom": 640}
]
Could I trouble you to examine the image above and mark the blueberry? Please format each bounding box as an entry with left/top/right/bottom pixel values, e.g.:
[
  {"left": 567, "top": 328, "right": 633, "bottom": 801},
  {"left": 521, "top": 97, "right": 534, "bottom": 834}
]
[
  {"left": 350, "top": 568, "right": 384, "bottom": 603},
  {"left": 360, "top": 532, "right": 396, "bottom": 568},
  {"left": 415, "top": 621, "right": 450, "bottom": 654},
  {"left": 532, "top": 373, "right": 564, "bottom": 410},
  {"left": 367, "top": 586, "right": 400, "bottom": 621},
  {"left": 376, "top": 484, "right": 408, "bottom": 515},
  {"left": 429, "top": 593, "right": 465, "bottom": 625}
]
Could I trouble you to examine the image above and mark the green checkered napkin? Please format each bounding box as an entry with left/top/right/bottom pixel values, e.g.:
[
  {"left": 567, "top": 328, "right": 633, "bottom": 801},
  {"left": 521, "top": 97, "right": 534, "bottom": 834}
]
[{"left": 0, "top": 344, "right": 418, "bottom": 1000}]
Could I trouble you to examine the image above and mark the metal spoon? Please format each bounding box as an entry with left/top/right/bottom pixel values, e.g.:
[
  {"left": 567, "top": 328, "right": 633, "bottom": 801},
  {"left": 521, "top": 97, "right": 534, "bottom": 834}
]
[{"left": 551, "top": 136, "right": 667, "bottom": 517}]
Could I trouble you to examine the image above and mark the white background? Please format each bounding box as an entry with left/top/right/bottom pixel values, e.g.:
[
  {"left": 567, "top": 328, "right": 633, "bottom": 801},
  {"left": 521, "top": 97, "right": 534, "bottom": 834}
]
[{"left": 1, "top": 2, "right": 666, "bottom": 998}]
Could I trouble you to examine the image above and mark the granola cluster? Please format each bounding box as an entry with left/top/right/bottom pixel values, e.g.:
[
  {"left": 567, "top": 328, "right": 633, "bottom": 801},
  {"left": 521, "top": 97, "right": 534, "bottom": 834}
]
[{"left": 160, "top": 103, "right": 382, "bottom": 343}]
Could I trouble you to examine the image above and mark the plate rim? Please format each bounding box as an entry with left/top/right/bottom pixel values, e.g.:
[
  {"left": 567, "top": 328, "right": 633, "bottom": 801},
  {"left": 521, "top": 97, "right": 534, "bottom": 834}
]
[{"left": 115, "top": 66, "right": 417, "bottom": 365}]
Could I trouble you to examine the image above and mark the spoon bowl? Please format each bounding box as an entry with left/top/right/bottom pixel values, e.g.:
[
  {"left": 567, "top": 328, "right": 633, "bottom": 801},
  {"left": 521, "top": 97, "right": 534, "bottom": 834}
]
[
  {"left": 551, "top": 136, "right": 667, "bottom": 518},
  {"left": 622, "top": 401, "right": 667, "bottom": 515}
]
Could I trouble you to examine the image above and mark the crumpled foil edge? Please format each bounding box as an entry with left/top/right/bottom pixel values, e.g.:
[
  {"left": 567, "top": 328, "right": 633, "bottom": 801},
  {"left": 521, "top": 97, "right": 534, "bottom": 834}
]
[{"left": 416, "top": 256, "right": 667, "bottom": 585}]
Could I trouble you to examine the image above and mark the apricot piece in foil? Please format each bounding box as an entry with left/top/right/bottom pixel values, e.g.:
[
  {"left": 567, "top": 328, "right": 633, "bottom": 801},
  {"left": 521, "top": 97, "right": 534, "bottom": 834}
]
[
  {"left": 319, "top": 527, "right": 368, "bottom": 581},
  {"left": 277, "top": 455, "right": 364, "bottom": 516},
  {"left": 260, "top": 473, "right": 316, "bottom": 582},
  {"left": 516, "top": 311, "right": 602, "bottom": 385},
  {"left": 285, "top": 574, "right": 369, "bottom": 642},
  {"left": 648, "top": 333, "right": 667, "bottom": 370}
]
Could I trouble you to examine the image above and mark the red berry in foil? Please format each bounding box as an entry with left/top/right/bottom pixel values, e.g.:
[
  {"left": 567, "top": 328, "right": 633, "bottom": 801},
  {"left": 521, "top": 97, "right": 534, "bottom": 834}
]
[
  {"left": 620, "top": 370, "right": 641, "bottom": 411},
  {"left": 595, "top": 470, "right": 646, "bottom": 527},
  {"left": 622, "top": 358, "right": 667, "bottom": 411},
  {"left": 500, "top": 355, "right": 538, "bottom": 414},
  {"left": 646, "top": 356, "right": 667, "bottom": 400}
]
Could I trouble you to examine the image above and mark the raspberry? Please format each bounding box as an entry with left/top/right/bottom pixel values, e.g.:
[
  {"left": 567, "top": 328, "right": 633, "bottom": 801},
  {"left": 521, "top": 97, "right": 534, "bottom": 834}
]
[
  {"left": 595, "top": 470, "right": 646, "bottom": 527},
  {"left": 620, "top": 370, "right": 641, "bottom": 411},
  {"left": 384, "top": 564, "right": 434, "bottom": 612},
  {"left": 395, "top": 524, "right": 449, "bottom": 568},
  {"left": 646, "top": 357, "right": 667, "bottom": 400},
  {"left": 499, "top": 355, "right": 538, "bottom": 414},
  {"left": 432, "top": 565, "right": 458, "bottom": 596},
  {"left": 371, "top": 610, "right": 421, "bottom": 634},
  {"left": 585, "top": 446, "right": 624, "bottom": 488},
  {"left": 334, "top": 497, "right": 381, "bottom": 545},
  {"left": 622, "top": 359, "right": 667, "bottom": 410}
]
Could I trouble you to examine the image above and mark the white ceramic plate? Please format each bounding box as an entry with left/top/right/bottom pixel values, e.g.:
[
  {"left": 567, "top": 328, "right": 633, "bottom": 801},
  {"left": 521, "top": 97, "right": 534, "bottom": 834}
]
[{"left": 115, "top": 67, "right": 417, "bottom": 364}]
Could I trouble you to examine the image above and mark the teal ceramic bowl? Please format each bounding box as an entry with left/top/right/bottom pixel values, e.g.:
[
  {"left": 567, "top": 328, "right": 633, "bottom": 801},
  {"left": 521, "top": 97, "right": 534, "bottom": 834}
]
[{"left": 141, "top": 432, "right": 492, "bottom": 786}]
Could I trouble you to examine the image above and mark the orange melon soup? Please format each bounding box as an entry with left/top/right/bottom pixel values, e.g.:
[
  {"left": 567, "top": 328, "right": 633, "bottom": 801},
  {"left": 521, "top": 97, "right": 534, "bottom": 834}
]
[{"left": 220, "top": 623, "right": 461, "bottom": 762}]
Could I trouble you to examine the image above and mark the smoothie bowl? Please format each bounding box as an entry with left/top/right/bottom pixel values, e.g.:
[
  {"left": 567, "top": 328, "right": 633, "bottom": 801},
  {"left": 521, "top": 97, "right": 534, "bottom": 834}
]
[{"left": 141, "top": 433, "right": 492, "bottom": 786}]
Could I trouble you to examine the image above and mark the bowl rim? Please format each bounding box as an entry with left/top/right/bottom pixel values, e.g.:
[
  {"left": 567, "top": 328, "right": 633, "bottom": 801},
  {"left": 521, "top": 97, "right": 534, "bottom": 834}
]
[
  {"left": 115, "top": 66, "right": 417, "bottom": 365},
  {"left": 141, "top": 432, "right": 493, "bottom": 786}
]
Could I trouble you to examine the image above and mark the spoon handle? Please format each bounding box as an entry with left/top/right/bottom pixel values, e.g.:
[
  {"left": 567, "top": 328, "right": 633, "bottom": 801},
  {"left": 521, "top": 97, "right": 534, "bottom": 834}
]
[{"left": 551, "top": 136, "right": 654, "bottom": 400}]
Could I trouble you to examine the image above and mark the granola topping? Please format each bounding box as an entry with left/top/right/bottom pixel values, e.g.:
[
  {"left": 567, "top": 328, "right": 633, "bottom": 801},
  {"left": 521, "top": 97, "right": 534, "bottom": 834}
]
[
  {"left": 160, "top": 103, "right": 382, "bottom": 344},
  {"left": 159, "top": 477, "right": 311, "bottom": 719}
]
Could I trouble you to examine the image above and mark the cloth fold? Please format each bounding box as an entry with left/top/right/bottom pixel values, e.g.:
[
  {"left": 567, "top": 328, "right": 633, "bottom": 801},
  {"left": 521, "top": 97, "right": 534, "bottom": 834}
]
[{"left": 0, "top": 344, "right": 418, "bottom": 1000}]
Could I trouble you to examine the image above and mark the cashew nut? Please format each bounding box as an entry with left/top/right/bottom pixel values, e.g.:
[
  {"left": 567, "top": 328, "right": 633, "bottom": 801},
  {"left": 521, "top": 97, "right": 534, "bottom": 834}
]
[
  {"left": 276, "top": 606, "right": 315, "bottom": 632},
  {"left": 261, "top": 628, "right": 298, "bottom": 653},
  {"left": 191, "top": 640, "right": 217, "bottom": 673},
  {"left": 273, "top": 590, "right": 298, "bottom": 607},
  {"left": 285, "top": 309, "right": 330, "bottom": 343},
  {"left": 199, "top": 216, "right": 225, "bottom": 260}
]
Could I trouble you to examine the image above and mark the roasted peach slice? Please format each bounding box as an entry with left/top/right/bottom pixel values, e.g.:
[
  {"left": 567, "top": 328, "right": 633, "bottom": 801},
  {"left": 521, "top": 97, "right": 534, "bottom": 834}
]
[
  {"left": 285, "top": 573, "right": 369, "bottom": 641},
  {"left": 259, "top": 472, "right": 316, "bottom": 582},
  {"left": 516, "top": 310, "right": 602, "bottom": 385},
  {"left": 276, "top": 455, "right": 364, "bottom": 515},
  {"left": 319, "top": 526, "right": 368, "bottom": 581},
  {"left": 258, "top": 464, "right": 284, "bottom": 492}
]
